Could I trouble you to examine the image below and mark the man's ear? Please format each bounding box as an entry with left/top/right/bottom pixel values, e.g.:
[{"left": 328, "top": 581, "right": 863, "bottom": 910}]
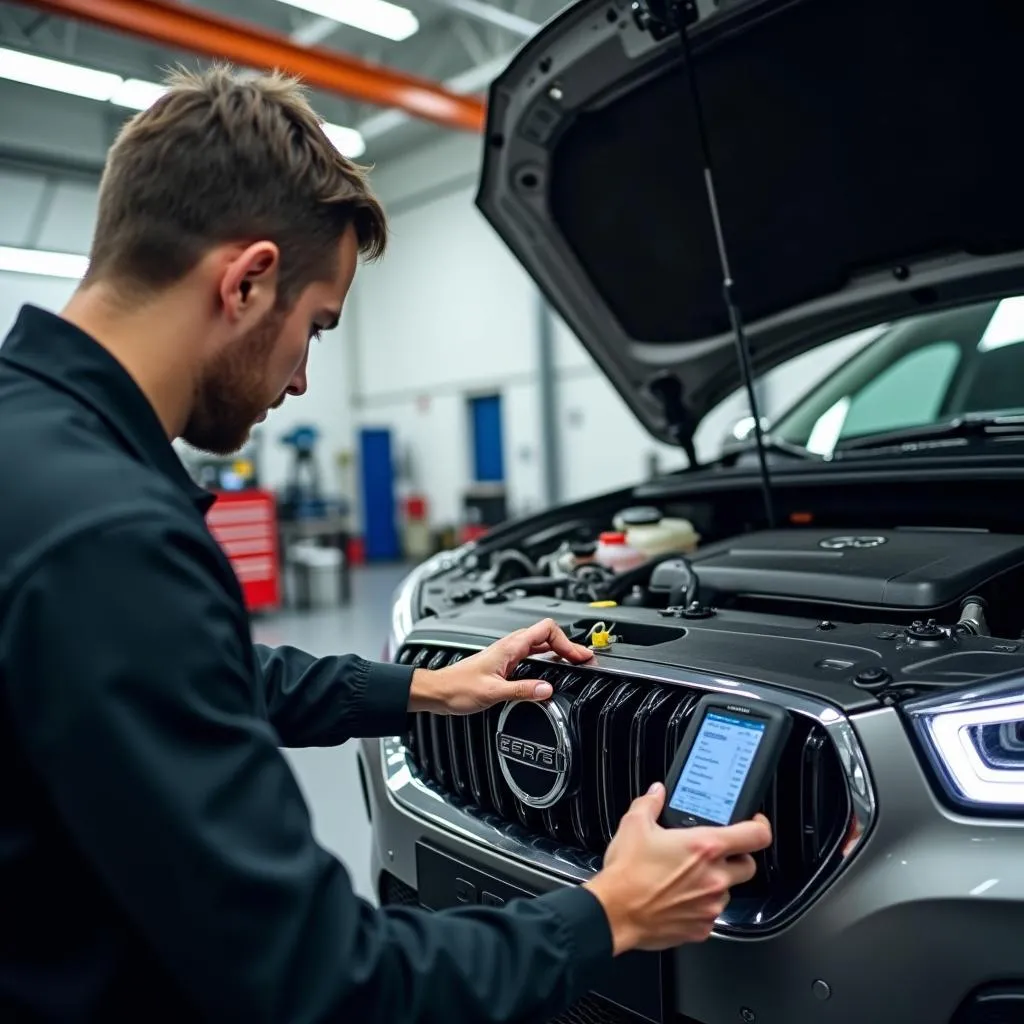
[{"left": 219, "top": 241, "right": 280, "bottom": 323}]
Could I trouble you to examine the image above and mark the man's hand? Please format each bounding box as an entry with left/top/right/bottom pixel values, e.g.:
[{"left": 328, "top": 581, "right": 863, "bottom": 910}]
[
  {"left": 408, "top": 618, "right": 594, "bottom": 715},
  {"left": 583, "top": 784, "right": 772, "bottom": 953}
]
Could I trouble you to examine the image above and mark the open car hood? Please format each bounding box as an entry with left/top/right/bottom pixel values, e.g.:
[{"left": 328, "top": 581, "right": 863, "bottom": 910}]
[{"left": 476, "top": 0, "right": 1024, "bottom": 451}]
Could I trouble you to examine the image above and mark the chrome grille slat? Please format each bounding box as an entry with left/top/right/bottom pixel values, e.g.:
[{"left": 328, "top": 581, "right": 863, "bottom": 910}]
[
  {"left": 397, "top": 650, "right": 419, "bottom": 762},
  {"left": 505, "top": 662, "right": 546, "bottom": 831},
  {"left": 569, "top": 676, "right": 614, "bottom": 853},
  {"left": 482, "top": 704, "right": 514, "bottom": 818},
  {"left": 596, "top": 682, "right": 646, "bottom": 845},
  {"left": 663, "top": 692, "right": 699, "bottom": 772},
  {"left": 443, "top": 653, "right": 471, "bottom": 800},
  {"left": 464, "top": 711, "right": 488, "bottom": 807},
  {"left": 514, "top": 796, "right": 544, "bottom": 830},
  {"left": 541, "top": 668, "right": 583, "bottom": 845},
  {"left": 398, "top": 643, "right": 853, "bottom": 916},
  {"left": 426, "top": 650, "right": 452, "bottom": 790},
  {"left": 801, "top": 731, "right": 826, "bottom": 867},
  {"left": 409, "top": 648, "right": 434, "bottom": 778},
  {"left": 800, "top": 728, "right": 850, "bottom": 869},
  {"left": 630, "top": 687, "right": 677, "bottom": 800},
  {"left": 414, "top": 714, "right": 433, "bottom": 777},
  {"left": 765, "top": 717, "right": 811, "bottom": 890}
]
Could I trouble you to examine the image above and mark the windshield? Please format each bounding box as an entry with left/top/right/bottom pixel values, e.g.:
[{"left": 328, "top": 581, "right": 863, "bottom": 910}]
[{"left": 770, "top": 297, "right": 1024, "bottom": 455}]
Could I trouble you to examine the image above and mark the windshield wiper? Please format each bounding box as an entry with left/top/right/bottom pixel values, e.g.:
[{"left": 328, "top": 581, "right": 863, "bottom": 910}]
[
  {"left": 836, "top": 413, "right": 1024, "bottom": 452},
  {"left": 723, "top": 434, "right": 821, "bottom": 460}
]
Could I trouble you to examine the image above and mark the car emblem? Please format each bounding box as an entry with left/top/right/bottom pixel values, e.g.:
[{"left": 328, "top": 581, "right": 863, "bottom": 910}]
[
  {"left": 818, "top": 535, "right": 887, "bottom": 550},
  {"left": 495, "top": 697, "right": 572, "bottom": 809}
]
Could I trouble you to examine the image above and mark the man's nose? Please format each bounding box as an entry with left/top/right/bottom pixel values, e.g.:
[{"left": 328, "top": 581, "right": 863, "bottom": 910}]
[{"left": 287, "top": 363, "right": 308, "bottom": 397}]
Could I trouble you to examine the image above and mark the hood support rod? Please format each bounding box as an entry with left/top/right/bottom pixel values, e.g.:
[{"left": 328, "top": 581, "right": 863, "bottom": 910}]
[{"left": 637, "top": 0, "right": 776, "bottom": 528}]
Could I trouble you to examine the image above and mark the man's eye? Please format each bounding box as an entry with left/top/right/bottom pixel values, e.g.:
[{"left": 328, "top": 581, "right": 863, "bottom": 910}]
[{"left": 310, "top": 327, "right": 324, "bottom": 342}]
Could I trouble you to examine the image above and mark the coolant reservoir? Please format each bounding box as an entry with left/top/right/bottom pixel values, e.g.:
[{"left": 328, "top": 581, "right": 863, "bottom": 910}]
[
  {"left": 594, "top": 531, "right": 647, "bottom": 573},
  {"left": 614, "top": 506, "right": 701, "bottom": 558}
]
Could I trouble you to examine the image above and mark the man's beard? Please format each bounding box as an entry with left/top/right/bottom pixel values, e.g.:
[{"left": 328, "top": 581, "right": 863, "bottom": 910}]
[{"left": 182, "top": 308, "right": 286, "bottom": 456}]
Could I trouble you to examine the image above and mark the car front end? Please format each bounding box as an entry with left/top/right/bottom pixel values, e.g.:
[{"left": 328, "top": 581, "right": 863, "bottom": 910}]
[
  {"left": 361, "top": 524, "right": 1024, "bottom": 1023},
  {"left": 362, "top": 0, "right": 1024, "bottom": 1019}
]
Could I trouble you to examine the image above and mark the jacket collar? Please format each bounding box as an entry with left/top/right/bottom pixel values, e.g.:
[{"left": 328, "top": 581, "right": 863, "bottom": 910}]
[{"left": 1, "top": 304, "right": 215, "bottom": 514}]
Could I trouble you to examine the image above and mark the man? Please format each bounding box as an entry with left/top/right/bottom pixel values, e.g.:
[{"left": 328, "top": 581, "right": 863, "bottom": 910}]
[{"left": 0, "top": 66, "right": 771, "bottom": 1022}]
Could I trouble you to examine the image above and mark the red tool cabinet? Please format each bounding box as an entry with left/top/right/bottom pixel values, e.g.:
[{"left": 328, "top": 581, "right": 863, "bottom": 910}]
[{"left": 206, "top": 489, "right": 281, "bottom": 613}]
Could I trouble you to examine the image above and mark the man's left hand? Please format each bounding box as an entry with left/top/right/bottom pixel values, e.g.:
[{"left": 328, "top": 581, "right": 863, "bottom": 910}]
[{"left": 408, "top": 618, "right": 594, "bottom": 716}]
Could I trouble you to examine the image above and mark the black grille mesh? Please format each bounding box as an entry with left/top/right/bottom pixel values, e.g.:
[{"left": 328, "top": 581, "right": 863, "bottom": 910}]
[
  {"left": 548, "top": 993, "right": 648, "bottom": 1024},
  {"left": 398, "top": 644, "right": 852, "bottom": 908},
  {"left": 379, "top": 871, "right": 419, "bottom": 908}
]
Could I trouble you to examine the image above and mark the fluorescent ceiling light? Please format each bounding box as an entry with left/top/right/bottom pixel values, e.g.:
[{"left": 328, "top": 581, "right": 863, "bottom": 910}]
[
  {"left": 0, "top": 245, "right": 89, "bottom": 280},
  {"left": 110, "top": 78, "right": 168, "bottom": 111},
  {"left": 275, "top": 0, "right": 419, "bottom": 41},
  {"left": 0, "top": 48, "right": 364, "bottom": 158},
  {"left": 0, "top": 45, "right": 121, "bottom": 100},
  {"left": 322, "top": 122, "right": 366, "bottom": 158}
]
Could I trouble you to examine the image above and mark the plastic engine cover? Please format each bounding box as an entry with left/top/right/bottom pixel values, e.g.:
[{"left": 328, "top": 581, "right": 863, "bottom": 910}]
[{"left": 688, "top": 528, "right": 1024, "bottom": 610}]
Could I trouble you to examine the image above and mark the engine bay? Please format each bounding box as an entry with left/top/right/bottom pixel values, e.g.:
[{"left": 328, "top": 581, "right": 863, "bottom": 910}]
[{"left": 415, "top": 493, "right": 1024, "bottom": 705}]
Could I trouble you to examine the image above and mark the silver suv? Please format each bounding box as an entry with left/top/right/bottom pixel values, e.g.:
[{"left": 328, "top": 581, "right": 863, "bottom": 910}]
[{"left": 360, "top": 1, "right": 1024, "bottom": 1021}]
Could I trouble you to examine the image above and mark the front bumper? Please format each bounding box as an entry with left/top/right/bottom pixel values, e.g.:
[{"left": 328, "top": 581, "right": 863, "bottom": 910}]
[{"left": 361, "top": 701, "right": 1024, "bottom": 1024}]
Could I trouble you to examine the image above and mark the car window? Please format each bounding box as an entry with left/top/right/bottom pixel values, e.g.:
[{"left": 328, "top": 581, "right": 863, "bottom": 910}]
[
  {"left": 804, "top": 342, "right": 961, "bottom": 454},
  {"left": 771, "top": 297, "right": 1024, "bottom": 454}
]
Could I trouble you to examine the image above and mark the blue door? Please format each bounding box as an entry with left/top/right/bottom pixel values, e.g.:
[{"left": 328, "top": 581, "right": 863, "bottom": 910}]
[
  {"left": 359, "top": 428, "right": 400, "bottom": 561},
  {"left": 470, "top": 394, "right": 505, "bottom": 483}
]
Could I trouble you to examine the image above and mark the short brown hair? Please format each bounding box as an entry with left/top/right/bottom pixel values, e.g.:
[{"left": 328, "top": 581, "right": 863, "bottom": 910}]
[{"left": 85, "top": 64, "right": 387, "bottom": 306}]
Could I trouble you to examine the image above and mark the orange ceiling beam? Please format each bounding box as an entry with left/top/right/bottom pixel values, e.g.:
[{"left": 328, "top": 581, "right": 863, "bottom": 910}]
[{"left": 17, "top": 0, "right": 487, "bottom": 132}]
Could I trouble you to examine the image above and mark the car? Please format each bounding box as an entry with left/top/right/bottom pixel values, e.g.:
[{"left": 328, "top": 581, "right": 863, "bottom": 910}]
[{"left": 358, "top": 0, "right": 1024, "bottom": 1021}]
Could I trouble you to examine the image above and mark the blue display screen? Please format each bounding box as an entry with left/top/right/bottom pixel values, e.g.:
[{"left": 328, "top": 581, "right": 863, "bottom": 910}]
[{"left": 669, "top": 711, "right": 767, "bottom": 825}]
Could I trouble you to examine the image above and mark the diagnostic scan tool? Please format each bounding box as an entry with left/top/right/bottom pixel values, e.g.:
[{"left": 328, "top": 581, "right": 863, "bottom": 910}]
[{"left": 661, "top": 694, "right": 792, "bottom": 828}]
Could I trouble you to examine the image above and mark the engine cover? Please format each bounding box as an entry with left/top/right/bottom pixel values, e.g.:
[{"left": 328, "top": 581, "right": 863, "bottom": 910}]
[{"left": 689, "top": 528, "right": 1024, "bottom": 610}]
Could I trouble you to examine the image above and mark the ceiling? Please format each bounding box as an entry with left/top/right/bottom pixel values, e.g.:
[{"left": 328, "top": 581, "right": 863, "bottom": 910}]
[{"left": 0, "top": 0, "right": 562, "bottom": 172}]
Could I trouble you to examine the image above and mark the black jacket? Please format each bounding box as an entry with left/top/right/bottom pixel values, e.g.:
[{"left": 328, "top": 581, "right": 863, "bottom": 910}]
[{"left": 0, "top": 306, "right": 612, "bottom": 1023}]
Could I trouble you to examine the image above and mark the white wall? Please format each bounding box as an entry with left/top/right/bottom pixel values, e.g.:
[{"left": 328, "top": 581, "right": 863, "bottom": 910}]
[
  {"left": 352, "top": 141, "right": 546, "bottom": 525},
  {"left": 0, "top": 165, "right": 354, "bottom": 497},
  {"left": 0, "top": 167, "right": 98, "bottom": 345},
  {"left": 349, "top": 133, "right": 694, "bottom": 530},
  {"left": 347, "top": 133, "right": 877, "bottom": 531}
]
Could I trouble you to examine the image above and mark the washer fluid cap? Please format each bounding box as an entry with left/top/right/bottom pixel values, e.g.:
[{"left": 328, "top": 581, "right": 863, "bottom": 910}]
[{"left": 615, "top": 506, "right": 663, "bottom": 528}]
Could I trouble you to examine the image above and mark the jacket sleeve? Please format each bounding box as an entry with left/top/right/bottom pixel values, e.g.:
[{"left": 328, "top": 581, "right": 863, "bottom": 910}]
[
  {"left": 3, "top": 513, "right": 613, "bottom": 1024},
  {"left": 253, "top": 642, "right": 413, "bottom": 746}
]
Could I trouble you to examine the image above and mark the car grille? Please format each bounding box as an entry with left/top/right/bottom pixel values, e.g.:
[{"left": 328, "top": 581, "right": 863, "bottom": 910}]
[
  {"left": 549, "top": 994, "right": 652, "bottom": 1024},
  {"left": 397, "top": 643, "right": 853, "bottom": 918}
]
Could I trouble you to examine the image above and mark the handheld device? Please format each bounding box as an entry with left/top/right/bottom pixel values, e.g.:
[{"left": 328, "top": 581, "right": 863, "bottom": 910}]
[{"left": 660, "top": 694, "right": 792, "bottom": 828}]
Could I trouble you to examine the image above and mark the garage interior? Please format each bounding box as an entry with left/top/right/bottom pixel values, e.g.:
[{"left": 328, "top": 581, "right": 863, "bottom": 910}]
[
  {"left": 0, "top": 0, "right": 885, "bottom": 909},
  {"left": 16, "top": 4, "right": 1024, "bottom": 1019}
]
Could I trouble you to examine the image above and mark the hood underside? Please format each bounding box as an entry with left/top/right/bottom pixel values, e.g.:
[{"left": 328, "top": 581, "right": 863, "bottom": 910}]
[{"left": 476, "top": 0, "right": 1024, "bottom": 447}]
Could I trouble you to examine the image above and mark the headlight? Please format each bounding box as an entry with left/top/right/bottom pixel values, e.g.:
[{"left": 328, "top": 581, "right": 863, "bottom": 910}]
[
  {"left": 385, "top": 544, "right": 475, "bottom": 661},
  {"left": 907, "top": 677, "right": 1024, "bottom": 811}
]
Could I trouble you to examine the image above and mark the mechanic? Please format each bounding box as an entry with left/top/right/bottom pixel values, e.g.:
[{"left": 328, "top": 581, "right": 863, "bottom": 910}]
[{"left": 0, "top": 65, "right": 772, "bottom": 1023}]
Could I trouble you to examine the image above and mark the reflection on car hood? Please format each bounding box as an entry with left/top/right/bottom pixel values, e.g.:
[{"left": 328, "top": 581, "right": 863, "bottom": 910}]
[{"left": 476, "top": 0, "right": 1024, "bottom": 448}]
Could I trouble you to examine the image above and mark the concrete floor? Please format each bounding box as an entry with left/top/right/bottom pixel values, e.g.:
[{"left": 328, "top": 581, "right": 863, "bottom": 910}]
[{"left": 252, "top": 564, "right": 409, "bottom": 905}]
